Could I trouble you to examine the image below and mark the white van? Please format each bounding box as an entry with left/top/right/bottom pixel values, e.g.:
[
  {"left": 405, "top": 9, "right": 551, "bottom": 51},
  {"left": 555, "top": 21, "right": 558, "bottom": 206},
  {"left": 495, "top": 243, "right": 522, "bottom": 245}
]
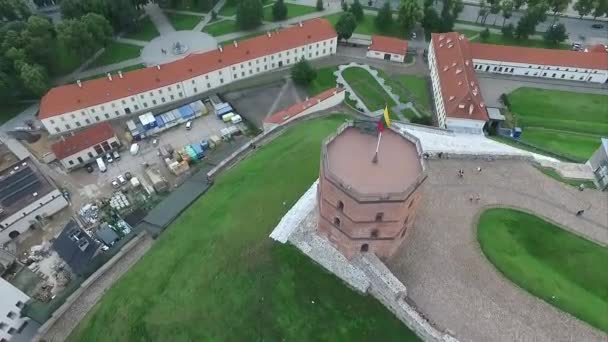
[
  {"left": 186, "top": 121, "right": 192, "bottom": 130},
  {"left": 130, "top": 143, "right": 140, "bottom": 155},
  {"left": 96, "top": 157, "right": 107, "bottom": 172},
  {"left": 231, "top": 115, "right": 242, "bottom": 124}
]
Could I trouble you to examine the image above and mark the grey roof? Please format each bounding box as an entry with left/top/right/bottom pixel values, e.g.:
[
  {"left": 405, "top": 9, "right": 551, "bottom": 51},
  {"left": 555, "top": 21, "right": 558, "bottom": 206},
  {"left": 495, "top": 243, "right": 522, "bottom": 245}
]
[
  {"left": 53, "top": 220, "right": 100, "bottom": 275},
  {"left": 486, "top": 107, "right": 505, "bottom": 121},
  {"left": 95, "top": 224, "right": 120, "bottom": 246}
]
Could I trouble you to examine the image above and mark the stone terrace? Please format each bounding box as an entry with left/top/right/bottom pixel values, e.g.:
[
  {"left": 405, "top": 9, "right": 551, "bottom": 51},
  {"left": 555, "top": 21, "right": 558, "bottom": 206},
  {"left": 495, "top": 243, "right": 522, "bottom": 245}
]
[{"left": 387, "top": 158, "right": 608, "bottom": 342}]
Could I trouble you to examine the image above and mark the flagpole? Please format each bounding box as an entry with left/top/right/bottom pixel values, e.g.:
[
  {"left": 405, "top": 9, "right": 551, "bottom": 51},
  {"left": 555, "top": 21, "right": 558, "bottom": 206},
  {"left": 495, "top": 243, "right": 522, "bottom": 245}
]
[{"left": 372, "top": 131, "right": 382, "bottom": 164}]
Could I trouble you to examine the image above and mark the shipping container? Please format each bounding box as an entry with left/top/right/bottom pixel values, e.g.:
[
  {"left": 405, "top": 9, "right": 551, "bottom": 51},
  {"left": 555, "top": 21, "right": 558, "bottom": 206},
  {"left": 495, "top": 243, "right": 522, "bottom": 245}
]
[
  {"left": 222, "top": 112, "right": 235, "bottom": 122},
  {"left": 200, "top": 140, "right": 210, "bottom": 151},
  {"left": 231, "top": 114, "right": 242, "bottom": 124}
]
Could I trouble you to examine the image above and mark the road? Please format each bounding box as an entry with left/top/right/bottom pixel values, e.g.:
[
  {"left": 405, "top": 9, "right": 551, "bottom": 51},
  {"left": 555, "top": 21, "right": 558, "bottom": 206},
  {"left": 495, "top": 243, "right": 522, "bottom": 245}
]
[{"left": 456, "top": 4, "right": 608, "bottom": 44}]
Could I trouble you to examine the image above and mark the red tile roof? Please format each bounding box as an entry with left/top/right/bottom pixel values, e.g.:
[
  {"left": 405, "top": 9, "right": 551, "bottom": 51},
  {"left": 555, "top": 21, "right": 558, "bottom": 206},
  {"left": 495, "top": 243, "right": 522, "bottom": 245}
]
[
  {"left": 431, "top": 32, "right": 488, "bottom": 122},
  {"left": 39, "top": 18, "right": 337, "bottom": 119},
  {"left": 368, "top": 35, "right": 408, "bottom": 56},
  {"left": 51, "top": 122, "right": 116, "bottom": 160},
  {"left": 264, "top": 88, "right": 344, "bottom": 124},
  {"left": 470, "top": 42, "right": 608, "bottom": 70}
]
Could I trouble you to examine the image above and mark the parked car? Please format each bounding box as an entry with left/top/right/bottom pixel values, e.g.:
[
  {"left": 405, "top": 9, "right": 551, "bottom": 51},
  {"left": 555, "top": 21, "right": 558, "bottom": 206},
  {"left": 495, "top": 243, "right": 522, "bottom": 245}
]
[
  {"left": 186, "top": 121, "right": 192, "bottom": 130},
  {"left": 113, "top": 150, "right": 120, "bottom": 160},
  {"left": 85, "top": 164, "right": 94, "bottom": 173},
  {"left": 124, "top": 172, "right": 132, "bottom": 180},
  {"left": 591, "top": 23, "right": 604, "bottom": 29},
  {"left": 117, "top": 175, "right": 127, "bottom": 185},
  {"left": 105, "top": 153, "right": 113, "bottom": 163},
  {"left": 111, "top": 179, "right": 120, "bottom": 188}
]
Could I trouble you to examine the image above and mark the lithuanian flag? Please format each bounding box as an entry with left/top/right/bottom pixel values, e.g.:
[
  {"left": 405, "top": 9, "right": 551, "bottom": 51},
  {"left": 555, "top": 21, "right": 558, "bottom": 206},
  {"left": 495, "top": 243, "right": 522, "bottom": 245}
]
[{"left": 377, "top": 105, "right": 391, "bottom": 132}]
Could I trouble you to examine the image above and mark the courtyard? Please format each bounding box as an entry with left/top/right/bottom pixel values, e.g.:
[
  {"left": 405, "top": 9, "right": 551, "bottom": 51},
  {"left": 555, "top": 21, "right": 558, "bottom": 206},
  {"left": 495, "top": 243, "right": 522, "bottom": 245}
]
[
  {"left": 387, "top": 158, "right": 608, "bottom": 342},
  {"left": 66, "top": 115, "right": 419, "bottom": 342}
]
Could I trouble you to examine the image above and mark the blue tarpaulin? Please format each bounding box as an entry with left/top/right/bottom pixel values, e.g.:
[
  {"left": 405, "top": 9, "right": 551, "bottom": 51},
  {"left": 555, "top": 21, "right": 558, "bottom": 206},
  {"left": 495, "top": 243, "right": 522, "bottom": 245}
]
[
  {"left": 178, "top": 105, "right": 195, "bottom": 119},
  {"left": 155, "top": 115, "right": 165, "bottom": 127}
]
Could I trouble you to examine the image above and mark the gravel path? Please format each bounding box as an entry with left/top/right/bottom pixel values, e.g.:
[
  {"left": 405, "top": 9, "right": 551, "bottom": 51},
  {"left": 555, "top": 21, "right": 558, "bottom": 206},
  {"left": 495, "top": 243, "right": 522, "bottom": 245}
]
[
  {"left": 387, "top": 159, "right": 607, "bottom": 342},
  {"left": 41, "top": 234, "right": 154, "bottom": 342}
]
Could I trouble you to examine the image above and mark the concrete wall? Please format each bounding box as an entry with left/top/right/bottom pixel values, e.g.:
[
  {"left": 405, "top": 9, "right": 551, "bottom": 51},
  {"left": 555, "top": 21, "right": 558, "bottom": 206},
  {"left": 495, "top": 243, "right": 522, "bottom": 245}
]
[
  {"left": 473, "top": 58, "right": 608, "bottom": 83},
  {"left": 428, "top": 42, "right": 447, "bottom": 129},
  {"left": 366, "top": 50, "right": 405, "bottom": 63},
  {"left": 59, "top": 136, "right": 120, "bottom": 170},
  {"left": 445, "top": 117, "right": 486, "bottom": 135},
  {"left": 0, "top": 278, "right": 30, "bottom": 341},
  {"left": 588, "top": 144, "right": 608, "bottom": 190},
  {"left": 42, "top": 37, "right": 338, "bottom": 135},
  {"left": 0, "top": 191, "right": 68, "bottom": 244}
]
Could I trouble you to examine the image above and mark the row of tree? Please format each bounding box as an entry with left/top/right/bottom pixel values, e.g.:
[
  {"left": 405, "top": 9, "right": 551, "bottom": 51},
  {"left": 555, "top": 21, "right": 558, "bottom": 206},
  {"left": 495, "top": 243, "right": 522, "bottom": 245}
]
[
  {"left": 60, "top": 0, "right": 148, "bottom": 32},
  {"left": 234, "top": 0, "right": 325, "bottom": 30}
]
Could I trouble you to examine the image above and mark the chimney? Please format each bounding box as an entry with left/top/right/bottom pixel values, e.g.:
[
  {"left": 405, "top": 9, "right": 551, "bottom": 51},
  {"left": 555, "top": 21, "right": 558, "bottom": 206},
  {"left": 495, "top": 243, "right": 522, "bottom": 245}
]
[
  {"left": 472, "top": 87, "right": 478, "bottom": 96},
  {"left": 233, "top": 40, "right": 238, "bottom": 48},
  {"left": 156, "top": 65, "right": 161, "bottom": 70},
  {"left": 60, "top": 135, "right": 65, "bottom": 141},
  {"left": 469, "top": 104, "right": 474, "bottom": 115},
  {"left": 449, "top": 96, "right": 455, "bottom": 101},
  {"left": 118, "top": 70, "right": 123, "bottom": 78},
  {"left": 442, "top": 65, "right": 449, "bottom": 72},
  {"left": 76, "top": 80, "right": 82, "bottom": 88},
  {"left": 267, "top": 31, "right": 271, "bottom": 38},
  {"left": 298, "top": 21, "right": 303, "bottom": 27},
  {"left": 218, "top": 45, "right": 223, "bottom": 52},
  {"left": 107, "top": 73, "right": 112, "bottom": 81},
  {"left": 455, "top": 68, "right": 463, "bottom": 74},
  {"left": 458, "top": 103, "right": 465, "bottom": 109}
]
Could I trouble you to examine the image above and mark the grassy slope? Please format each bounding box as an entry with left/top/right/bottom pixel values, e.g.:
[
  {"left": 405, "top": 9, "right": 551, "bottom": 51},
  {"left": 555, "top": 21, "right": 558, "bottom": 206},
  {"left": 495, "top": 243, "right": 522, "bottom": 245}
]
[
  {"left": 203, "top": 19, "right": 239, "bottom": 36},
  {"left": 342, "top": 67, "right": 396, "bottom": 111},
  {"left": 477, "top": 208, "right": 608, "bottom": 332},
  {"left": 218, "top": 3, "right": 238, "bottom": 16},
  {"left": 124, "top": 17, "right": 161, "bottom": 41},
  {"left": 472, "top": 32, "right": 569, "bottom": 50},
  {"left": 508, "top": 87, "right": 607, "bottom": 160},
  {"left": 167, "top": 12, "right": 203, "bottom": 30},
  {"left": 90, "top": 42, "right": 141, "bottom": 68},
  {"left": 68, "top": 115, "right": 419, "bottom": 342},
  {"left": 264, "top": 3, "right": 317, "bottom": 21},
  {"left": 306, "top": 66, "right": 338, "bottom": 96},
  {"left": 533, "top": 166, "right": 597, "bottom": 189}
]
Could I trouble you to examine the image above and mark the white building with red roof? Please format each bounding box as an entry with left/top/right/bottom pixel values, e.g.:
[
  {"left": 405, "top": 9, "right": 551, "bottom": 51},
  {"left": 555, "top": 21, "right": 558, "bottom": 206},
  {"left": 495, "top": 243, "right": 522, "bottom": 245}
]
[
  {"left": 366, "top": 35, "right": 408, "bottom": 63},
  {"left": 39, "top": 19, "right": 338, "bottom": 135},
  {"left": 429, "top": 32, "right": 488, "bottom": 134},
  {"left": 50, "top": 122, "right": 120, "bottom": 170}
]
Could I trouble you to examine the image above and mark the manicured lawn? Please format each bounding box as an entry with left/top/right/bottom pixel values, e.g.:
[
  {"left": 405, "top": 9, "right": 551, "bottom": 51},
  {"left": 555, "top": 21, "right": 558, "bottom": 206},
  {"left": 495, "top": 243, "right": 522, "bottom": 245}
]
[
  {"left": 533, "top": 166, "right": 597, "bottom": 189},
  {"left": 472, "top": 32, "right": 569, "bottom": 50},
  {"left": 477, "top": 208, "right": 608, "bottom": 332},
  {"left": 342, "top": 67, "right": 396, "bottom": 111},
  {"left": 51, "top": 43, "right": 85, "bottom": 76},
  {"left": 400, "top": 108, "right": 418, "bottom": 120},
  {"left": 80, "top": 64, "right": 147, "bottom": 82},
  {"left": 166, "top": 12, "right": 203, "bottom": 30},
  {"left": 458, "top": 29, "right": 482, "bottom": 38},
  {"left": 264, "top": 3, "right": 317, "bottom": 21},
  {"left": 0, "top": 102, "right": 32, "bottom": 124},
  {"left": 90, "top": 42, "right": 141, "bottom": 68},
  {"left": 324, "top": 13, "right": 406, "bottom": 38},
  {"left": 507, "top": 87, "right": 607, "bottom": 161},
  {"left": 68, "top": 115, "right": 419, "bottom": 342},
  {"left": 306, "top": 66, "right": 338, "bottom": 96},
  {"left": 218, "top": 3, "right": 238, "bottom": 16},
  {"left": 124, "top": 17, "right": 160, "bottom": 41},
  {"left": 203, "top": 19, "right": 239, "bottom": 36}
]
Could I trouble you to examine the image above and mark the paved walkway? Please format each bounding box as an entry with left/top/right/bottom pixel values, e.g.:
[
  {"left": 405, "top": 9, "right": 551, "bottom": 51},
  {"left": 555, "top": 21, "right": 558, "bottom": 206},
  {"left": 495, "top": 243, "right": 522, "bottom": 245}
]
[
  {"left": 335, "top": 62, "right": 422, "bottom": 120},
  {"left": 387, "top": 158, "right": 607, "bottom": 342},
  {"left": 194, "top": 0, "right": 227, "bottom": 31},
  {"left": 145, "top": 3, "right": 176, "bottom": 35},
  {"left": 115, "top": 37, "right": 148, "bottom": 47}
]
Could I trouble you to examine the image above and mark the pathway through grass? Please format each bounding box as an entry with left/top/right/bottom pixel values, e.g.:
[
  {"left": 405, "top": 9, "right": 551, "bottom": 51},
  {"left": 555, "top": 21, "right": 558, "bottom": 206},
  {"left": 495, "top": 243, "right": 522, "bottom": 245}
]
[
  {"left": 342, "top": 67, "right": 396, "bottom": 111},
  {"left": 124, "top": 17, "right": 161, "bottom": 41},
  {"left": 68, "top": 115, "right": 419, "bottom": 342},
  {"left": 166, "top": 12, "right": 203, "bottom": 30},
  {"left": 478, "top": 208, "right": 608, "bottom": 332}
]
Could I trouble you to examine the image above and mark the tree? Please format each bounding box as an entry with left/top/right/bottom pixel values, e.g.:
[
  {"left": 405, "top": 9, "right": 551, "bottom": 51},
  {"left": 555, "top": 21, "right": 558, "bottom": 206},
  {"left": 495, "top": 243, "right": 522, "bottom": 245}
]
[
  {"left": 501, "top": 22, "right": 515, "bottom": 38},
  {"left": 0, "top": 0, "right": 31, "bottom": 20},
  {"left": 421, "top": 6, "right": 441, "bottom": 35},
  {"left": 515, "top": 14, "right": 535, "bottom": 39},
  {"left": 500, "top": 0, "right": 514, "bottom": 26},
  {"left": 547, "top": 0, "right": 570, "bottom": 17},
  {"left": 272, "top": 0, "right": 288, "bottom": 21},
  {"left": 489, "top": 0, "right": 501, "bottom": 25},
  {"left": 350, "top": 0, "right": 364, "bottom": 21},
  {"left": 513, "top": 0, "right": 526, "bottom": 9},
  {"left": 335, "top": 12, "right": 357, "bottom": 41},
  {"left": 375, "top": 2, "right": 394, "bottom": 32},
  {"left": 341, "top": 0, "right": 348, "bottom": 11},
  {"left": 573, "top": 0, "right": 593, "bottom": 17},
  {"left": 291, "top": 58, "right": 317, "bottom": 85},
  {"left": 477, "top": 0, "right": 489, "bottom": 23},
  {"left": 397, "top": 0, "right": 422, "bottom": 33},
  {"left": 236, "top": 0, "right": 264, "bottom": 29},
  {"left": 19, "top": 63, "right": 49, "bottom": 97},
  {"left": 544, "top": 22, "right": 567, "bottom": 44},
  {"left": 592, "top": 0, "right": 608, "bottom": 19},
  {"left": 23, "top": 16, "right": 55, "bottom": 67},
  {"left": 480, "top": 27, "right": 490, "bottom": 40},
  {"left": 316, "top": 0, "right": 324, "bottom": 10},
  {"left": 82, "top": 13, "right": 113, "bottom": 47},
  {"left": 57, "top": 19, "right": 96, "bottom": 59},
  {"left": 438, "top": 0, "right": 463, "bottom": 31}
]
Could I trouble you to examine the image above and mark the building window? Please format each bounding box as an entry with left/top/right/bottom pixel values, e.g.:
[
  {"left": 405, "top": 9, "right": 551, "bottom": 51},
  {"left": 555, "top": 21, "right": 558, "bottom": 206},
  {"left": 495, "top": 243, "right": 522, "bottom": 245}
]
[
  {"left": 77, "top": 156, "right": 84, "bottom": 163},
  {"left": 140, "top": 94, "right": 144, "bottom": 99},
  {"left": 85, "top": 119, "right": 90, "bottom": 124},
  {"left": 0, "top": 322, "right": 7, "bottom": 330},
  {"left": 241, "top": 72, "right": 245, "bottom": 76},
  {"left": 561, "top": 74, "right": 565, "bottom": 78},
  {"left": 337, "top": 200, "right": 344, "bottom": 211},
  {"left": 104, "top": 113, "right": 110, "bottom": 119},
  {"left": 542, "top": 72, "right": 547, "bottom": 76},
  {"left": 205, "top": 75, "right": 209, "bottom": 79},
  {"left": 177, "top": 84, "right": 180, "bottom": 89},
  {"left": 168, "top": 86, "right": 172, "bottom": 91},
  {"left": 65, "top": 124, "right": 71, "bottom": 130},
  {"left": 370, "top": 229, "right": 379, "bottom": 238},
  {"left": 54, "top": 127, "right": 60, "bottom": 133},
  {"left": 121, "top": 100, "right": 126, "bottom": 104},
  {"left": 88, "top": 152, "right": 94, "bottom": 158},
  {"left": 71, "top": 114, "right": 75, "bottom": 119},
  {"left": 552, "top": 73, "right": 556, "bottom": 77},
  {"left": 50, "top": 119, "right": 55, "bottom": 124},
  {"left": 170, "top": 95, "right": 175, "bottom": 100},
  {"left": 375, "top": 213, "right": 383, "bottom": 221},
  {"left": 131, "top": 97, "right": 135, "bottom": 102},
  {"left": 8, "top": 327, "right": 17, "bottom": 335},
  {"left": 91, "top": 108, "right": 95, "bottom": 113},
  {"left": 134, "top": 105, "right": 139, "bottom": 110},
  {"left": 220, "top": 78, "right": 224, "bottom": 83},
  {"left": 360, "top": 244, "right": 369, "bottom": 252},
  {"left": 333, "top": 217, "right": 340, "bottom": 227},
  {"left": 158, "top": 89, "right": 163, "bottom": 94},
  {"left": 143, "top": 102, "right": 148, "bottom": 108},
  {"left": 76, "top": 121, "right": 81, "bottom": 127},
  {"left": 152, "top": 100, "right": 157, "bottom": 105}
]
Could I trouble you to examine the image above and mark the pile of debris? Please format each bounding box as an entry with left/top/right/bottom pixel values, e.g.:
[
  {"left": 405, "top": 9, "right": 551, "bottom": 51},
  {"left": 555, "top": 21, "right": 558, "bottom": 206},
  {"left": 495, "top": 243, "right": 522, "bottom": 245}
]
[
  {"left": 109, "top": 192, "right": 130, "bottom": 211},
  {"left": 79, "top": 203, "right": 100, "bottom": 225}
]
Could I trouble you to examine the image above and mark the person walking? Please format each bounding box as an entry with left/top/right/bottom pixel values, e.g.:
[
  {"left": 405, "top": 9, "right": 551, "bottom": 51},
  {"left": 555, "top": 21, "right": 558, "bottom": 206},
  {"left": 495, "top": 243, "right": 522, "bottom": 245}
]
[{"left": 575, "top": 209, "right": 585, "bottom": 217}]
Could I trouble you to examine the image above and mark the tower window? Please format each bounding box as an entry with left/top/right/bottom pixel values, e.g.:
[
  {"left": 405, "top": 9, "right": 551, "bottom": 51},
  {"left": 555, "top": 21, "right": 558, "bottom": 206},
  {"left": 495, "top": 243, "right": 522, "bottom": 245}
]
[
  {"left": 333, "top": 217, "right": 340, "bottom": 227},
  {"left": 375, "top": 212, "right": 383, "bottom": 222},
  {"left": 360, "top": 244, "right": 369, "bottom": 252},
  {"left": 337, "top": 200, "right": 344, "bottom": 211},
  {"left": 371, "top": 229, "right": 379, "bottom": 238}
]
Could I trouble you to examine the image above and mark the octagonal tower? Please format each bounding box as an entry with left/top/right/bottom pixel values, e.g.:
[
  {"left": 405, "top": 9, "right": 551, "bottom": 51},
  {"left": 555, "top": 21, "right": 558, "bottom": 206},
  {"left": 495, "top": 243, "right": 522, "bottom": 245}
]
[{"left": 317, "top": 121, "right": 426, "bottom": 259}]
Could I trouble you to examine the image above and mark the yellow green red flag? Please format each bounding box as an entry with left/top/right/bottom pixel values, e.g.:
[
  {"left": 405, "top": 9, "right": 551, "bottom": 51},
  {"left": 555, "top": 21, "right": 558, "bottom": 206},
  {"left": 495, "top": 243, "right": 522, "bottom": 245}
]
[{"left": 383, "top": 105, "right": 391, "bottom": 128}]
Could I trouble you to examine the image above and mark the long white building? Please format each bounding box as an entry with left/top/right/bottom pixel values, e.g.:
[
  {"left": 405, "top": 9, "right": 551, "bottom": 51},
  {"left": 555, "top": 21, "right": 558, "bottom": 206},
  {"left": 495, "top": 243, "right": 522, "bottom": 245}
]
[
  {"left": 0, "top": 278, "right": 30, "bottom": 342},
  {"left": 428, "top": 32, "right": 608, "bottom": 134},
  {"left": 38, "top": 19, "right": 338, "bottom": 135}
]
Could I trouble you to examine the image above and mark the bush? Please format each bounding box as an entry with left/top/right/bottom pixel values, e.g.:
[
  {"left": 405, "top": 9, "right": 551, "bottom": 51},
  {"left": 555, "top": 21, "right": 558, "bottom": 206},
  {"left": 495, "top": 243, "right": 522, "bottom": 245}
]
[
  {"left": 316, "top": 0, "right": 324, "bottom": 10},
  {"left": 291, "top": 58, "right": 317, "bottom": 85},
  {"left": 349, "top": 0, "right": 364, "bottom": 21},
  {"left": 500, "top": 93, "right": 510, "bottom": 108},
  {"left": 480, "top": 27, "right": 490, "bottom": 40},
  {"left": 272, "top": 0, "right": 288, "bottom": 21},
  {"left": 501, "top": 23, "right": 514, "bottom": 39},
  {"left": 410, "top": 115, "right": 433, "bottom": 126}
]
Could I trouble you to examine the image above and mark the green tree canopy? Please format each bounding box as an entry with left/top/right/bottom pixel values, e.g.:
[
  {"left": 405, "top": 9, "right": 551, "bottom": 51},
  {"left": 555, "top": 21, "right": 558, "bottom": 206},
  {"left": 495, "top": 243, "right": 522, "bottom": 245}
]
[
  {"left": 272, "top": 0, "right": 288, "bottom": 21},
  {"left": 57, "top": 19, "right": 96, "bottom": 59},
  {"left": 236, "top": 0, "right": 264, "bottom": 29},
  {"left": 349, "top": 0, "right": 364, "bottom": 21},
  {"left": 335, "top": 12, "right": 357, "bottom": 41},
  {"left": 375, "top": 2, "right": 394, "bottom": 32},
  {"left": 316, "top": 0, "right": 324, "bottom": 10},
  {"left": 82, "top": 13, "right": 114, "bottom": 47},
  {"left": 573, "top": 0, "right": 594, "bottom": 17},
  {"left": 290, "top": 58, "right": 317, "bottom": 85},
  {"left": 0, "top": 0, "right": 31, "bottom": 21},
  {"left": 397, "top": 0, "right": 422, "bottom": 33},
  {"left": 543, "top": 22, "right": 568, "bottom": 45},
  {"left": 18, "top": 62, "right": 49, "bottom": 97}
]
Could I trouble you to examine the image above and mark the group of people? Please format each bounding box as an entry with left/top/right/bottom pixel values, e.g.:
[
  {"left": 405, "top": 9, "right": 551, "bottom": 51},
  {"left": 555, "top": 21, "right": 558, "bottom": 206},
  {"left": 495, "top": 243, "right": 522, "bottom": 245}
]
[{"left": 457, "top": 167, "right": 482, "bottom": 178}]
